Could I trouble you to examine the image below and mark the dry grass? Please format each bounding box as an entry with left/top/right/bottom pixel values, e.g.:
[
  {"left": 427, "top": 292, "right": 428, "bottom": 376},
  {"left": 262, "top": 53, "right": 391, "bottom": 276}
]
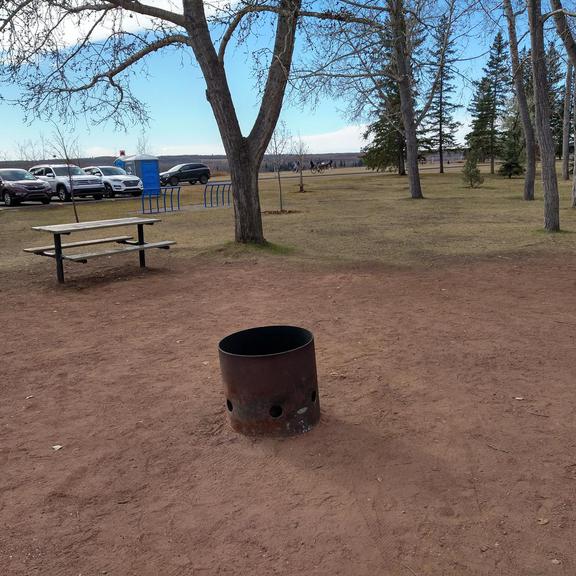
[{"left": 2, "top": 167, "right": 576, "bottom": 275}]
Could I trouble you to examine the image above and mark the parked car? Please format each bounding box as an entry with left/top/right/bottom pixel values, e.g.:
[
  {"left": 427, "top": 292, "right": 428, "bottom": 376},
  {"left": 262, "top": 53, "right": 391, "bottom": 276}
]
[
  {"left": 29, "top": 164, "right": 105, "bottom": 202},
  {"left": 0, "top": 169, "right": 52, "bottom": 206},
  {"left": 160, "top": 163, "right": 211, "bottom": 186},
  {"left": 84, "top": 166, "right": 143, "bottom": 198}
]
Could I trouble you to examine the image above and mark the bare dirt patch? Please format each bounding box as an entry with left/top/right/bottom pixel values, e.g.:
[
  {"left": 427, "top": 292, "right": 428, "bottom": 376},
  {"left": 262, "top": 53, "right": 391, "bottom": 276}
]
[{"left": 2, "top": 253, "right": 576, "bottom": 575}]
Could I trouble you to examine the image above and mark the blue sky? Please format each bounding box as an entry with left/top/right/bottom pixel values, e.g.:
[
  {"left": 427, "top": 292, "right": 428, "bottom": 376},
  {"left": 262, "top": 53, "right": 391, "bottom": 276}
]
[{"left": 0, "top": 10, "right": 494, "bottom": 160}]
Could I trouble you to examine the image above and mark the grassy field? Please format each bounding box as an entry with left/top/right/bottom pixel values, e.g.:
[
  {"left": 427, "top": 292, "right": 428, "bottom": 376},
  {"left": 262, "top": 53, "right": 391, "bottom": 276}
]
[{"left": 2, "top": 166, "right": 576, "bottom": 275}]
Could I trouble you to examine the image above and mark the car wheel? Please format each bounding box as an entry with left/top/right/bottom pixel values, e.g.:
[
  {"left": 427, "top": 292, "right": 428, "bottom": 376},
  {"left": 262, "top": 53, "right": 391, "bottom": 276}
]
[
  {"left": 132, "top": 191, "right": 142, "bottom": 197},
  {"left": 189, "top": 180, "right": 197, "bottom": 185},
  {"left": 105, "top": 184, "right": 115, "bottom": 198},
  {"left": 93, "top": 194, "right": 103, "bottom": 201},
  {"left": 4, "top": 192, "right": 16, "bottom": 206},
  {"left": 169, "top": 176, "right": 179, "bottom": 187},
  {"left": 199, "top": 175, "right": 209, "bottom": 185},
  {"left": 57, "top": 185, "right": 70, "bottom": 202},
  {"left": 41, "top": 198, "right": 51, "bottom": 205}
]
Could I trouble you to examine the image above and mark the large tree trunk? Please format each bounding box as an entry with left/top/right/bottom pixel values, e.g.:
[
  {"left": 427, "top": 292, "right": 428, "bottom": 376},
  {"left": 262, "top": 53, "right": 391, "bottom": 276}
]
[
  {"left": 439, "top": 77, "right": 444, "bottom": 174},
  {"left": 228, "top": 143, "right": 264, "bottom": 242},
  {"left": 397, "top": 131, "right": 406, "bottom": 175},
  {"left": 549, "top": 0, "right": 576, "bottom": 205},
  {"left": 572, "top": 83, "right": 576, "bottom": 206},
  {"left": 562, "top": 62, "right": 573, "bottom": 180},
  {"left": 489, "top": 118, "right": 496, "bottom": 174},
  {"left": 390, "top": 0, "right": 423, "bottom": 199},
  {"left": 184, "top": 0, "right": 300, "bottom": 244},
  {"left": 503, "top": 0, "right": 536, "bottom": 200},
  {"left": 528, "top": 0, "right": 560, "bottom": 231}
]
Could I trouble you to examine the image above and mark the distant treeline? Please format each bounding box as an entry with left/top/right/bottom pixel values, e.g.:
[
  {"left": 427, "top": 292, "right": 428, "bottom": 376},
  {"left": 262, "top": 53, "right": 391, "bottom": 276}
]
[{"left": 0, "top": 152, "right": 364, "bottom": 174}]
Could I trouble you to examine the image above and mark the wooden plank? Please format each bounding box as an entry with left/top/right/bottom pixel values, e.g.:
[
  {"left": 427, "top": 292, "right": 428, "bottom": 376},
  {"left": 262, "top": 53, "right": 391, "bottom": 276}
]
[
  {"left": 23, "top": 236, "right": 133, "bottom": 254},
  {"left": 62, "top": 241, "right": 175, "bottom": 262},
  {"left": 32, "top": 217, "right": 161, "bottom": 234}
]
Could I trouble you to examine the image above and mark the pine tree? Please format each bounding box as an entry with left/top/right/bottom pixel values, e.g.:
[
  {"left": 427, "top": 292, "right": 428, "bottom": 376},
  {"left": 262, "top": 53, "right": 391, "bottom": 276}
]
[
  {"left": 423, "top": 15, "right": 461, "bottom": 173},
  {"left": 499, "top": 103, "right": 525, "bottom": 178},
  {"left": 465, "top": 33, "right": 510, "bottom": 173},
  {"left": 363, "top": 83, "right": 406, "bottom": 174},
  {"left": 546, "top": 42, "right": 566, "bottom": 157},
  {"left": 462, "top": 151, "right": 484, "bottom": 187}
]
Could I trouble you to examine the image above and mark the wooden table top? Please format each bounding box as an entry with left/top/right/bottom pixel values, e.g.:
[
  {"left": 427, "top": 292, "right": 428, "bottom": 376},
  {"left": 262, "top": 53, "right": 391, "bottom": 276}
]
[{"left": 32, "top": 217, "right": 161, "bottom": 234}]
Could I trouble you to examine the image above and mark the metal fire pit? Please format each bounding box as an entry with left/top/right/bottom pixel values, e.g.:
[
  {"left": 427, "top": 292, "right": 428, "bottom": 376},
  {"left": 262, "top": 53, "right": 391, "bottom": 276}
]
[{"left": 218, "top": 325, "right": 320, "bottom": 437}]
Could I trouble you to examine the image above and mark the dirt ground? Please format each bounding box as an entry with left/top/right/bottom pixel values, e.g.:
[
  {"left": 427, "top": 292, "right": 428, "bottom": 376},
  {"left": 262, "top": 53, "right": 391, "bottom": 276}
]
[{"left": 2, "top": 252, "right": 576, "bottom": 576}]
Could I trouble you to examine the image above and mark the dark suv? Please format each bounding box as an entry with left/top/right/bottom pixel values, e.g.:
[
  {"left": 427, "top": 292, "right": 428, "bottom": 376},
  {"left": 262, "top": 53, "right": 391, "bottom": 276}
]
[
  {"left": 0, "top": 169, "right": 52, "bottom": 206},
  {"left": 160, "top": 163, "right": 211, "bottom": 186}
]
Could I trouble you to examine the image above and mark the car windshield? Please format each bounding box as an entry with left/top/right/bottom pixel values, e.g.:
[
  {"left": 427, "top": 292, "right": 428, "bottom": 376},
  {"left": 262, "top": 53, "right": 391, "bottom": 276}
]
[
  {"left": 0, "top": 169, "right": 36, "bottom": 181},
  {"left": 99, "top": 167, "right": 126, "bottom": 176},
  {"left": 53, "top": 166, "right": 85, "bottom": 176},
  {"left": 166, "top": 164, "right": 184, "bottom": 172}
]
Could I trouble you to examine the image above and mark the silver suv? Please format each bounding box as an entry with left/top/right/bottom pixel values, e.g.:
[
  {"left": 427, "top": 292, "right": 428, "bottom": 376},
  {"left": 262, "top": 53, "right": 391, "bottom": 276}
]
[
  {"left": 29, "top": 164, "right": 105, "bottom": 202},
  {"left": 84, "top": 166, "right": 143, "bottom": 198}
]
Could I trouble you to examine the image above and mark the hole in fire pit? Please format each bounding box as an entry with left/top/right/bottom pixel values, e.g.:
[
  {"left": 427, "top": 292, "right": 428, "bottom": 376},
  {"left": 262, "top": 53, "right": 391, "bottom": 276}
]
[
  {"left": 226, "top": 399, "right": 233, "bottom": 412},
  {"left": 269, "top": 405, "right": 283, "bottom": 418}
]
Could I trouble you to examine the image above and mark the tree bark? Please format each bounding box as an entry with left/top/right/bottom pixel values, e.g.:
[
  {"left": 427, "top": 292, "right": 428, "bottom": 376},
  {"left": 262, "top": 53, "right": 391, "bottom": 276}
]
[
  {"left": 503, "top": 0, "right": 536, "bottom": 200},
  {"left": 183, "top": 0, "right": 300, "bottom": 243},
  {"left": 228, "top": 142, "right": 264, "bottom": 242},
  {"left": 390, "top": 0, "right": 423, "bottom": 198},
  {"left": 439, "top": 76, "right": 444, "bottom": 174},
  {"left": 572, "top": 78, "right": 576, "bottom": 206},
  {"left": 562, "top": 62, "right": 573, "bottom": 180},
  {"left": 528, "top": 0, "right": 560, "bottom": 231}
]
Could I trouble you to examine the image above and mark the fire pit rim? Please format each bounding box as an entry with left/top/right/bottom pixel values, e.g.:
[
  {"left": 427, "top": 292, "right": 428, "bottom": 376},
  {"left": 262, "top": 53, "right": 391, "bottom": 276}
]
[{"left": 218, "top": 324, "right": 314, "bottom": 359}]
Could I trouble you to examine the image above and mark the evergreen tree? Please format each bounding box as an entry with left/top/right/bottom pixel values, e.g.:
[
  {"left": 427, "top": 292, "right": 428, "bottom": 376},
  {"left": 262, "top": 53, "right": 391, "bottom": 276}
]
[
  {"left": 497, "top": 101, "right": 526, "bottom": 179},
  {"left": 546, "top": 42, "right": 566, "bottom": 157},
  {"left": 363, "top": 84, "right": 406, "bottom": 174},
  {"left": 465, "top": 32, "right": 511, "bottom": 173},
  {"left": 422, "top": 15, "right": 461, "bottom": 173},
  {"left": 462, "top": 151, "right": 484, "bottom": 187},
  {"left": 499, "top": 113, "right": 526, "bottom": 178}
]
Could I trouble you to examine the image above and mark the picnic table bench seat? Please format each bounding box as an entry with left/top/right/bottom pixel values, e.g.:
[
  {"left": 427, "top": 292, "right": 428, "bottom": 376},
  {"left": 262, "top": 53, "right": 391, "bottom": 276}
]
[
  {"left": 62, "top": 240, "right": 175, "bottom": 262},
  {"left": 23, "top": 235, "right": 135, "bottom": 254}
]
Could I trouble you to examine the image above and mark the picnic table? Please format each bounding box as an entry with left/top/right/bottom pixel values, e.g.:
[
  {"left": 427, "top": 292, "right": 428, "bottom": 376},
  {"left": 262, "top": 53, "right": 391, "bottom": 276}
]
[{"left": 24, "top": 217, "right": 175, "bottom": 283}]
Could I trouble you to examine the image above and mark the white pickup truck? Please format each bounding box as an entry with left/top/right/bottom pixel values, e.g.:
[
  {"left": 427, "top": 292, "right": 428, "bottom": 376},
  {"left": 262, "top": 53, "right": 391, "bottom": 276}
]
[{"left": 29, "top": 164, "right": 105, "bottom": 202}]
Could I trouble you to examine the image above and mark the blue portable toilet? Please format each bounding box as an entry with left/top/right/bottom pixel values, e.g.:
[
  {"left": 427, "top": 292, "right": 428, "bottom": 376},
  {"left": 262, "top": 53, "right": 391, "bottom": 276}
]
[{"left": 114, "top": 154, "right": 160, "bottom": 195}]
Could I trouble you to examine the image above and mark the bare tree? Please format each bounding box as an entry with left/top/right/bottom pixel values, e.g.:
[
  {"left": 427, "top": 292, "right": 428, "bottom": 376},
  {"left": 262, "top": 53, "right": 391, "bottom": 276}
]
[
  {"left": 503, "top": 0, "right": 537, "bottom": 200},
  {"left": 528, "top": 0, "right": 560, "bottom": 231},
  {"left": 295, "top": 0, "right": 460, "bottom": 199},
  {"left": 562, "top": 62, "right": 573, "bottom": 180},
  {"left": 549, "top": 0, "right": 576, "bottom": 208},
  {"left": 0, "top": 0, "right": 318, "bottom": 244},
  {"left": 136, "top": 131, "right": 152, "bottom": 156},
  {"left": 15, "top": 139, "right": 43, "bottom": 163},
  {"left": 267, "top": 121, "right": 291, "bottom": 211},
  {"left": 292, "top": 134, "right": 309, "bottom": 193},
  {"left": 49, "top": 125, "right": 82, "bottom": 223}
]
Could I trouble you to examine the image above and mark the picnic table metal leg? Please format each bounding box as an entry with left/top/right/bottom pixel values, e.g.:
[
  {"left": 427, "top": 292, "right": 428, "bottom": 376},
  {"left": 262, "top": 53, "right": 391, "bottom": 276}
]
[
  {"left": 137, "top": 224, "right": 146, "bottom": 268},
  {"left": 54, "top": 233, "right": 65, "bottom": 283}
]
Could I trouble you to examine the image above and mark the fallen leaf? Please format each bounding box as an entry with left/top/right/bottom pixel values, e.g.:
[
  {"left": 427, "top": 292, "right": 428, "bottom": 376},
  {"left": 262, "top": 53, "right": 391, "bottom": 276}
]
[
  {"left": 25, "top": 395, "right": 34, "bottom": 400},
  {"left": 538, "top": 518, "right": 550, "bottom": 525},
  {"left": 551, "top": 559, "right": 561, "bottom": 565},
  {"left": 202, "top": 361, "right": 209, "bottom": 365},
  {"left": 514, "top": 397, "right": 524, "bottom": 401},
  {"left": 51, "top": 445, "right": 63, "bottom": 451}
]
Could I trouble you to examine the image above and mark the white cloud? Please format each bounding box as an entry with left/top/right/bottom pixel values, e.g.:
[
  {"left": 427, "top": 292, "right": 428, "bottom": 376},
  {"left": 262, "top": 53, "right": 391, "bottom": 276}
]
[
  {"left": 84, "top": 145, "right": 118, "bottom": 158},
  {"left": 155, "top": 143, "right": 226, "bottom": 156},
  {"left": 301, "top": 125, "right": 367, "bottom": 154}
]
